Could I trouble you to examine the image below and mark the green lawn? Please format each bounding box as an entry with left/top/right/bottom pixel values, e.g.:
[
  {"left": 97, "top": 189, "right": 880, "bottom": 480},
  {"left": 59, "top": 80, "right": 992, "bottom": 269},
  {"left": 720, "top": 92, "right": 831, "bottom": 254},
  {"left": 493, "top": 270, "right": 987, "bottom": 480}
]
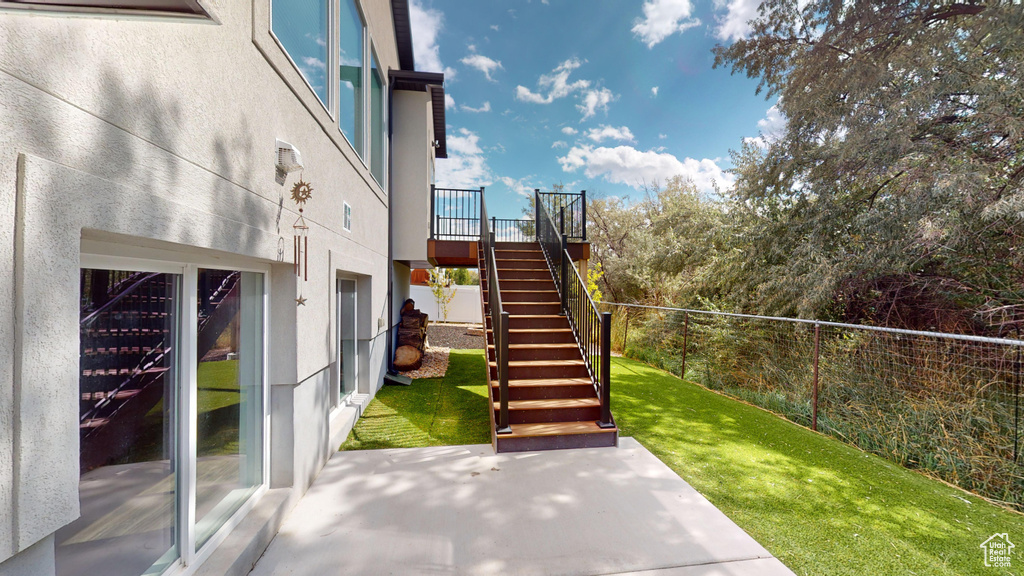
[
  {"left": 337, "top": 350, "right": 1023, "bottom": 575},
  {"left": 612, "top": 356, "right": 1023, "bottom": 576},
  {"left": 340, "top": 349, "right": 491, "bottom": 450}
]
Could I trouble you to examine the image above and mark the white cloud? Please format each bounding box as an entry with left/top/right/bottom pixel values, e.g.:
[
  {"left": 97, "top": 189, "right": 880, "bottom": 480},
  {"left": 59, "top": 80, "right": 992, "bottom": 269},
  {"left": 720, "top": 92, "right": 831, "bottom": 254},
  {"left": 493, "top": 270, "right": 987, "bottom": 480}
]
[
  {"left": 577, "top": 87, "right": 615, "bottom": 120},
  {"left": 558, "top": 145, "right": 734, "bottom": 193},
  {"left": 561, "top": 126, "right": 578, "bottom": 135},
  {"left": 714, "top": 0, "right": 760, "bottom": 42},
  {"left": 515, "top": 58, "right": 590, "bottom": 104},
  {"left": 460, "top": 53, "right": 504, "bottom": 82},
  {"left": 301, "top": 56, "right": 326, "bottom": 71},
  {"left": 498, "top": 176, "right": 536, "bottom": 198},
  {"left": 658, "top": 133, "right": 668, "bottom": 139},
  {"left": 461, "top": 101, "right": 492, "bottom": 113},
  {"left": 586, "top": 125, "right": 636, "bottom": 143},
  {"left": 651, "top": 86, "right": 659, "bottom": 97},
  {"left": 306, "top": 33, "right": 327, "bottom": 48},
  {"left": 444, "top": 93, "right": 456, "bottom": 110},
  {"left": 552, "top": 140, "right": 568, "bottom": 149},
  {"left": 490, "top": 24, "right": 500, "bottom": 31},
  {"left": 435, "top": 128, "right": 493, "bottom": 188},
  {"left": 743, "top": 104, "right": 787, "bottom": 149},
  {"left": 409, "top": 0, "right": 447, "bottom": 74},
  {"left": 632, "top": 0, "right": 701, "bottom": 48}
]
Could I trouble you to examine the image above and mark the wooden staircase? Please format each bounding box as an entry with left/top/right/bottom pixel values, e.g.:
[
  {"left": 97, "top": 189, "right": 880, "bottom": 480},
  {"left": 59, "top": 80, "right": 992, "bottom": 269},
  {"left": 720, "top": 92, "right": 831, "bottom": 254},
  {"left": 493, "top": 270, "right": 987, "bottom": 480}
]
[{"left": 480, "top": 241, "right": 617, "bottom": 452}]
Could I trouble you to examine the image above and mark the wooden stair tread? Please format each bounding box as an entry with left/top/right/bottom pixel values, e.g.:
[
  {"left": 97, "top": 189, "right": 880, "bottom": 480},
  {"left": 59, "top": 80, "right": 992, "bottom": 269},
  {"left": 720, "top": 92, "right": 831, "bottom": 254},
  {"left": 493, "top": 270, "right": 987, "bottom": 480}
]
[
  {"left": 494, "top": 398, "right": 600, "bottom": 410},
  {"left": 491, "top": 377, "right": 593, "bottom": 387},
  {"left": 488, "top": 359, "right": 585, "bottom": 367},
  {"left": 487, "top": 343, "right": 579, "bottom": 350},
  {"left": 502, "top": 421, "right": 616, "bottom": 438}
]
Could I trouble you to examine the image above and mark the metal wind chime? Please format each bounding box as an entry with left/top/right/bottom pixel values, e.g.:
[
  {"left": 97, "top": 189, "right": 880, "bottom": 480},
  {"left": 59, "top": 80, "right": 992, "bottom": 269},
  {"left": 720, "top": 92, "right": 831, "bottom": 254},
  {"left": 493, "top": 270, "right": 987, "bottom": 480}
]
[{"left": 291, "top": 178, "right": 313, "bottom": 306}]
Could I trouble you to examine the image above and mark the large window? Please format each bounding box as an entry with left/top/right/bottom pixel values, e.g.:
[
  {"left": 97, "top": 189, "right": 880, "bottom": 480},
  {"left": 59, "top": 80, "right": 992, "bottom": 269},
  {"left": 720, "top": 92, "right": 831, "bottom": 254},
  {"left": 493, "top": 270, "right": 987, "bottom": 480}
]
[
  {"left": 58, "top": 263, "right": 266, "bottom": 576},
  {"left": 338, "top": 0, "right": 364, "bottom": 156},
  {"left": 369, "top": 52, "right": 386, "bottom": 186},
  {"left": 271, "top": 0, "right": 330, "bottom": 108},
  {"left": 269, "top": 0, "right": 387, "bottom": 190}
]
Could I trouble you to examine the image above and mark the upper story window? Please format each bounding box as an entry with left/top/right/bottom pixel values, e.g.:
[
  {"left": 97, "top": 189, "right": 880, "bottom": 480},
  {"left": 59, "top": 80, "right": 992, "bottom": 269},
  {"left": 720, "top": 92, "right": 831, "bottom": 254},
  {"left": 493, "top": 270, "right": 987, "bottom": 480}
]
[
  {"left": 271, "top": 0, "right": 330, "bottom": 108},
  {"left": 369, "top": 52, "right": 386, "bottom": 186},
  {"left": 0, "top": 0, "right": 208, "bottom": 16},
  {"left": 338, "top": 0, "right": 364, "bottom": 157}
]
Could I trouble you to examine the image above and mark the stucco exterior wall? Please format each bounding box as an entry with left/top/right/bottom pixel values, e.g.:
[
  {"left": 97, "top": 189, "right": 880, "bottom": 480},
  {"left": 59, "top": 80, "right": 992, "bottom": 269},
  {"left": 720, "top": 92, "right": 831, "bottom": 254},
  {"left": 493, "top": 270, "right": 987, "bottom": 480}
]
[
  {"left": 392, "top": 91, "right": 433, "bottom": 266},
  {"left": 0, "top": 0, "right": 413, "bottom": 571}
]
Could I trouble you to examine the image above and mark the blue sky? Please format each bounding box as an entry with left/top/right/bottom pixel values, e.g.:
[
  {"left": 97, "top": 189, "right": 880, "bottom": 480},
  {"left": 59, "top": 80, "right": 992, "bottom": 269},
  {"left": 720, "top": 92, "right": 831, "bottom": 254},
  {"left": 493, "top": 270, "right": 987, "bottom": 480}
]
[{"left": 410, "top": 0, "right": 782, "bottom": 219}]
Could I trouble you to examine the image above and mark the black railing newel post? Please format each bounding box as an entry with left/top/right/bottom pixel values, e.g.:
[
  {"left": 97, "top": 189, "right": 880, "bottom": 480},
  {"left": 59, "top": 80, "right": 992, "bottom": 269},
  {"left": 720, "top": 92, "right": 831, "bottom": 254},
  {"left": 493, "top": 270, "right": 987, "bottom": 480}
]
[
  {"left": 560, "top": 206, "right": 566, "bottom": 236},
  {"left": 429, "top": 184, "right": 436, "bottom": 239},
  {"left": 598, "top": 311, "right": 614, "bottom": 428},
  {"left": 560, "top": 233, "right": 569, "bottom": 316},
  {"left": 581, "top": 190, "right": 587, "bottom": 241}
]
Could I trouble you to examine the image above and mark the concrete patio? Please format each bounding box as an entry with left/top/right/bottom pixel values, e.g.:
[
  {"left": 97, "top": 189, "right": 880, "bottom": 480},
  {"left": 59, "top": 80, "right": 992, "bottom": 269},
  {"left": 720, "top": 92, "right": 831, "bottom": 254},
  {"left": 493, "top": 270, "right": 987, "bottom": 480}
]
[{"left": 248, "top": 437, "right": 795, "bottom": 576}]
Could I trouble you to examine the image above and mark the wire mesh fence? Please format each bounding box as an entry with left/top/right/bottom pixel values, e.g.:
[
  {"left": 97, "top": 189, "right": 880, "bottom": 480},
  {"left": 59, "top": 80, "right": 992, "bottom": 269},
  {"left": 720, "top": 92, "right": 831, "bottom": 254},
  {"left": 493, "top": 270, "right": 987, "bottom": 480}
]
[{"left": 600, "top": 302, "right": 1024, "bottom": 510}]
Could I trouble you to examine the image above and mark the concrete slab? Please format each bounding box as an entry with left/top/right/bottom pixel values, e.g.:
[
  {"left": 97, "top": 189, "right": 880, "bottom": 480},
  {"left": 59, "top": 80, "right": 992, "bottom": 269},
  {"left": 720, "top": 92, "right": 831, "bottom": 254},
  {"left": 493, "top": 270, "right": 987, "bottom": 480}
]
[{"left": 248, "top": 438, "right": 796, "bottom": 576}]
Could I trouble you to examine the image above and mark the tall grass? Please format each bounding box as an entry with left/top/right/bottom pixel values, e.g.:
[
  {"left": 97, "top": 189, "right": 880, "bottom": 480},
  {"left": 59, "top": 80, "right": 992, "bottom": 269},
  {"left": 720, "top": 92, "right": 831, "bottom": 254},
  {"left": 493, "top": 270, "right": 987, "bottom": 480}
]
[{"left": 606, "top": 304, "right": 1024, "bottom": 510}]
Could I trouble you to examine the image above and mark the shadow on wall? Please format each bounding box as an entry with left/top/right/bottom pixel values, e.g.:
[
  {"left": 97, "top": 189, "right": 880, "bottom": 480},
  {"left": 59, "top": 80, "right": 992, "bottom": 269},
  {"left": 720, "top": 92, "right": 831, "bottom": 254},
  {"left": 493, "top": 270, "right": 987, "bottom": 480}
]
[{"left": 3, "top": 18, "right": 309, "bottom": 562}]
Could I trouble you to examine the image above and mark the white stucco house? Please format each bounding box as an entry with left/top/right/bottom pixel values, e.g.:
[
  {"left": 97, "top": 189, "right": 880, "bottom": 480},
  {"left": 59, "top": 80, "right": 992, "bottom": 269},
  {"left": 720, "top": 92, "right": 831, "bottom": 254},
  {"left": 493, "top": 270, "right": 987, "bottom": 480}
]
[{"left": 0, "top": 0, "right": 445, "bottom": 574}]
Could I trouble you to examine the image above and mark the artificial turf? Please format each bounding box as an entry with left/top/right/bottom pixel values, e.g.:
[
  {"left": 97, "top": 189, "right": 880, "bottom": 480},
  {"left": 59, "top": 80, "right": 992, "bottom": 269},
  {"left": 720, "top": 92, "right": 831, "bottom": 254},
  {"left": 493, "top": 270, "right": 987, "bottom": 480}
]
[
  {"left": 337, "top": 350, "right": 1024, "bottom": 574},
  {"left": 340, "top": 349, "right": 491, "bottom": 450},
  {"left": 611, "top": 356, "right": 1024, "bottom": 576}
]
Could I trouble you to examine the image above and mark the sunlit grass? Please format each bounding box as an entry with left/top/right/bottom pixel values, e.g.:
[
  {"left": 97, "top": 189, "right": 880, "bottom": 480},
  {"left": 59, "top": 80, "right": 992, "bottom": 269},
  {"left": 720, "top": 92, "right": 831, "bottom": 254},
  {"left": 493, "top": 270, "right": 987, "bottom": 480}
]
[
  {"left": 340, "top": 350, "right": 491, "bottom": 450},
  {"left": 611, "top": 356, "right": 1024, "bottom": 576}
]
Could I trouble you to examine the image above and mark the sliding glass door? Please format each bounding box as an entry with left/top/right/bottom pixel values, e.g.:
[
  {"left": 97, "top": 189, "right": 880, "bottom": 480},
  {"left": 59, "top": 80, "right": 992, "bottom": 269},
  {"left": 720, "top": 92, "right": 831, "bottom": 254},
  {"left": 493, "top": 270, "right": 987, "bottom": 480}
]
[
  {"left": 59, "top": 262, "right": 266, "bottom": 576},
  {"left": 338, "top": 278, "right": 357, "bottom": 401}
]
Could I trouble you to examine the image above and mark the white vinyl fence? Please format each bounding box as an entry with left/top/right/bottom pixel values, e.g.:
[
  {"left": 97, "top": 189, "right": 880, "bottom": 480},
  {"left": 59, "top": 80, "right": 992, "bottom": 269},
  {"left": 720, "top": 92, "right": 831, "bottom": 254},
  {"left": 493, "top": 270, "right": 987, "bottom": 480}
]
[{"left": 409, "top": 284, "right": 482, "bottom": 324}]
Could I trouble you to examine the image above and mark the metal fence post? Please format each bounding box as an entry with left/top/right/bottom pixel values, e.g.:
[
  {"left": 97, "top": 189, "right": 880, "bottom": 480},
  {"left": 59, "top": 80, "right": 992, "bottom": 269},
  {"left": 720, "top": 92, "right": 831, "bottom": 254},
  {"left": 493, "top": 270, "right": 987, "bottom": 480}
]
[
  {"left": 1015, "top": 327, "right": 1021, "bottom": 462},
  {"left": 681, "top": 312, "right": 689, "bottom": 380},
  {"left": 812, "top": 323, "right": 820, "bottom": 432},
  {"left": 559, "top": 206, "right": 566, "bottom": 236},
  {"left": 598, "top": 311, "right": 614, "bottom": 428}
]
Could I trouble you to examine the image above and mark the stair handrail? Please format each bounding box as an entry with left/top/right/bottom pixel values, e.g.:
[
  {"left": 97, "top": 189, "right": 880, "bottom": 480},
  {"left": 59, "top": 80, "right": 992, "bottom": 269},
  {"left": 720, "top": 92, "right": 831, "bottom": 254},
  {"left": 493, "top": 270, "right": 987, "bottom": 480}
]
[
  {"left": 481, "top": 192, "right": 511, "bottom": 434},
  {"left": 81, "top": 272, "right": 163, "bottom": 326},
  {"left": 536, "top": 191, "right": 613, "bottom": 428}
]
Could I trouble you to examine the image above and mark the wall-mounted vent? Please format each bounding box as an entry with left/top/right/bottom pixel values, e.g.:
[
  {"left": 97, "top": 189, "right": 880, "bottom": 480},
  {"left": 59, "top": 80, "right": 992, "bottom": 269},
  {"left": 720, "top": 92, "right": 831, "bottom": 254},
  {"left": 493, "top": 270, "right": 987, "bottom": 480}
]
[{"left": 343, "top": 202, "right": 352, "bottom": 232}]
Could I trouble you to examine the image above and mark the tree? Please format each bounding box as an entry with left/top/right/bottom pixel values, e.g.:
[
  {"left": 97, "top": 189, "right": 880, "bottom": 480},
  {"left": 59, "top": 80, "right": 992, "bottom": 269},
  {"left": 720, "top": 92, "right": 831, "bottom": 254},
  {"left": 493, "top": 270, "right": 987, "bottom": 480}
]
[
  {"left": 712, "top": 0, "right": 1024, "bottom": 326},
  {"left": 427, "top": 269, "right": 456, "bottom": 322},
  {"left": 587, "top": 177, "right": 728, "bottom": 307},
  {"left": 448, "top": 267, "right": 478, "bottom": 286}
]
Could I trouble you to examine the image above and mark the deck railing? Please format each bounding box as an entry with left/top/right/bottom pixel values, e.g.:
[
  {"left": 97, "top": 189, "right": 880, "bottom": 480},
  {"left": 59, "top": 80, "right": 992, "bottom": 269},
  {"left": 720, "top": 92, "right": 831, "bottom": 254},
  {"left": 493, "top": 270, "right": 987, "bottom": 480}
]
[
  {"left": 431, "top": 185, "right": 587, "bottom": 242},
  {"left": 537, "top": 195, "right": 613, "bottom": 428},
  {"left": 431, "top": 186, "right": 483, "bottom": 240},
  {"left": 537, "top": 190, "right": 586, "bottom": 241}
]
